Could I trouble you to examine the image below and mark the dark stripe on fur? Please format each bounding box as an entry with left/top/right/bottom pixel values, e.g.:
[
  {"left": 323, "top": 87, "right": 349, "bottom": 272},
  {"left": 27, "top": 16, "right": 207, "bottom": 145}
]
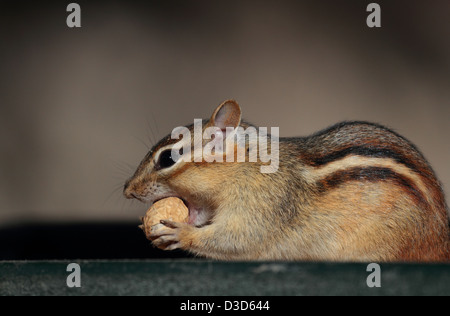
[
  {"left": 317, "top": 166, "right": 427, "bottom": 207},
  {"left": 308, "top": 146, "right": 418, "bottom": 173}
]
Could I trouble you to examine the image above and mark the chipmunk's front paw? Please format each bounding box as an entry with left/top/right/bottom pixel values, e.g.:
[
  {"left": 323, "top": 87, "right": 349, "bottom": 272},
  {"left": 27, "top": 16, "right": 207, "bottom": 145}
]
[{"left": 150, "top": 220, "right": 194, "bottom": 251}]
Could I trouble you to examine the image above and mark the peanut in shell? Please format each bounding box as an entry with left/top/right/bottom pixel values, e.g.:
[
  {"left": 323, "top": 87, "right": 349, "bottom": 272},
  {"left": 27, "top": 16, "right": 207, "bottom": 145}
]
[{"left": 139, "top": 197, "right": 189, "bottom": 241}]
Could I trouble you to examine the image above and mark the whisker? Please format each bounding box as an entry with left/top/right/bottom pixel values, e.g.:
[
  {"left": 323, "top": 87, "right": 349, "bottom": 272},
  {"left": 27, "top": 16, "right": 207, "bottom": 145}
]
[
  {"left": 133, "top": 135, "right": 152, "bottom": 151},
  {"left": 145, "top": 116, "right": 157, "bottom": 149},
  {"left": 102, "top": 183, "right": 125, "bottom": 207}
]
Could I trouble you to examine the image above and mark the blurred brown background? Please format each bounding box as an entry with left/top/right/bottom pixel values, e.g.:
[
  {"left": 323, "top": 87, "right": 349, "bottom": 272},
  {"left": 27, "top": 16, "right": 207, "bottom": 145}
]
[{"left": 1, "top": 0, "right": 449, "bottom": 228}]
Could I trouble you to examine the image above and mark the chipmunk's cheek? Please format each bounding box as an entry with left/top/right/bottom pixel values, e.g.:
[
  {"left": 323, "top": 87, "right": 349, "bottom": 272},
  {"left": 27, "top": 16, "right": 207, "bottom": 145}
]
[
  {"left": 188, "top": 208, "right": 198, "bottom": 225},
  {"left": 186, "top": 203, "right": 212, "bottom": 227}
]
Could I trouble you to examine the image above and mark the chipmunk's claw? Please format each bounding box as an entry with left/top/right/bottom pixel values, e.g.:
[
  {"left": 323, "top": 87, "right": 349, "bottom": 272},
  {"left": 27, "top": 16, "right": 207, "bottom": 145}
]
[
  {"left": 150, "top": 219, "right": 192, "bottom": 251},
  {"left": 160, "top": 219, "right": 182, "bottom": 228}
]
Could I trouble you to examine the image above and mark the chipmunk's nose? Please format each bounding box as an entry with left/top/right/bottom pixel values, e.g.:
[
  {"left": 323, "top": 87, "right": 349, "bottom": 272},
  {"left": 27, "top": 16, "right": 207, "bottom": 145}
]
[{"left": 123, "top": 180, "right": 137, "bottom": 199}]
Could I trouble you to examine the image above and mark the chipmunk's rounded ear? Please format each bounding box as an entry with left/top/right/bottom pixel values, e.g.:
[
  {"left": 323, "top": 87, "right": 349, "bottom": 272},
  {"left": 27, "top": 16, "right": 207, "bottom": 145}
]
[{"left": 208, "top": 100, "right": 241, "bottom": 131}]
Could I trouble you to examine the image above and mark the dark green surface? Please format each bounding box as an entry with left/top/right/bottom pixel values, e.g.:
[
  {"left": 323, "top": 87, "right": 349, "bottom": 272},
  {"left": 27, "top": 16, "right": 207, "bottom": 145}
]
[{"left": 0, "top": 260, "right": 449, "bottom": 296}]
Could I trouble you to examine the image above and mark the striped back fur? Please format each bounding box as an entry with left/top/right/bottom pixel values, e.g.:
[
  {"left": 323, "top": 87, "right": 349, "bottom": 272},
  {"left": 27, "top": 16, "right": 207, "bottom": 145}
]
[{"left": 285, "top": 121, "right": 449, "bottom": 261}]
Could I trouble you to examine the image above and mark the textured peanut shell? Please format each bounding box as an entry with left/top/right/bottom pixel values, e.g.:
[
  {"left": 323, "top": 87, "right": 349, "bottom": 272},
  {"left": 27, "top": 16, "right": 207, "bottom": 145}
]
[{"left": 139, "top": 197, "right": 189, "bottom": 240}]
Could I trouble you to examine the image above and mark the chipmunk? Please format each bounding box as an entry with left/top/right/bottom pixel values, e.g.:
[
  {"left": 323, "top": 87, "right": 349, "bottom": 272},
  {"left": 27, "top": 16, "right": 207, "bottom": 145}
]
[{"left": 124, "top": 100, "right": 450, "bottom": 262}]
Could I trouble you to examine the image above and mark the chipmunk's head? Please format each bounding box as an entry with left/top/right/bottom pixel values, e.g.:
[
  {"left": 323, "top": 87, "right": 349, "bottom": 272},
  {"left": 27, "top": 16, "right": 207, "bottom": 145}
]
[{"left": 123, "top": 100, "right": 243, "bottom": 225}]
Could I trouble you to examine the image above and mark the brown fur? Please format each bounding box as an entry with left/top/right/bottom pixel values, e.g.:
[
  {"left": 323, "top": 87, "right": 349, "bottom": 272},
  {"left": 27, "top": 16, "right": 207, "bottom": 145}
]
[{"left": 124, "top": 100, "right": 450, "bottom": 262}]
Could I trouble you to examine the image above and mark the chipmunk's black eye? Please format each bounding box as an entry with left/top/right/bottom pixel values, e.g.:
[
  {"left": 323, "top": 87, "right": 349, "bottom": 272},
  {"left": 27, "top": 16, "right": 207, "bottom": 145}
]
[{"left": 156, "top": 149, "right": 176, "bottom": 170}]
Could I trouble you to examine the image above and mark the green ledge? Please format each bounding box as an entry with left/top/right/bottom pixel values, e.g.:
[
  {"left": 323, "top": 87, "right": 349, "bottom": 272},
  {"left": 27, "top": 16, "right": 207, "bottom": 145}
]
[{"left": 0, "top": 260, "right": 449, "bottom": 296}]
